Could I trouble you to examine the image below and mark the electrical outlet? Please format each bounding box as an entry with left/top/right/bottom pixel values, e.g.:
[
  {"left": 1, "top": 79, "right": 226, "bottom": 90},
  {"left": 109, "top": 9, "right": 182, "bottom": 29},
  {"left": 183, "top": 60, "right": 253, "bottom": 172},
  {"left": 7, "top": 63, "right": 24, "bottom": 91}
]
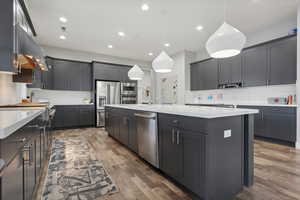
[{"left": 224, "top": 130, "right": 232, "bottom": 138}]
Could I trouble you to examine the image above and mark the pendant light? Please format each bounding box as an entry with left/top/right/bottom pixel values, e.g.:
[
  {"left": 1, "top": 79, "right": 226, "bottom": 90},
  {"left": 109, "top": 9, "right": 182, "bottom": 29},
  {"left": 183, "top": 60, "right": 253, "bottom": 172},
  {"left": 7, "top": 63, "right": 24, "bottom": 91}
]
[
  {"left": 152, "top": 51, "right": 174, "bottom": 73},
  {"left": 206, "top": 0, "right": 246, "bottom": 58},
  {"left": 128, "top": 65, "right": 144, "bottom": 80}
]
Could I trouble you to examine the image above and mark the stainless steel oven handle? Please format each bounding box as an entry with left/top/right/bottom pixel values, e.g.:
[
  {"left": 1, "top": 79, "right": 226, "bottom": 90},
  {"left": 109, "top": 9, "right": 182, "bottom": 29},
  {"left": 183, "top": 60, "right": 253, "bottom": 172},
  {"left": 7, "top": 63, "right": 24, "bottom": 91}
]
[{"left": 134, "top": 113, "right": 156, "bottom": 119}]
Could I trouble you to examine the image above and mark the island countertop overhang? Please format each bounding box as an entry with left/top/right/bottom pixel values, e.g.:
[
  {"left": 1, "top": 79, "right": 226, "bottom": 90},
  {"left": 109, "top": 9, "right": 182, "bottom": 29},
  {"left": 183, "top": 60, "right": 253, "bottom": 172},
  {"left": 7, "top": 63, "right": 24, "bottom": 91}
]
[{"left": 105, "top": 104, "right": 259, "bottom": 119}]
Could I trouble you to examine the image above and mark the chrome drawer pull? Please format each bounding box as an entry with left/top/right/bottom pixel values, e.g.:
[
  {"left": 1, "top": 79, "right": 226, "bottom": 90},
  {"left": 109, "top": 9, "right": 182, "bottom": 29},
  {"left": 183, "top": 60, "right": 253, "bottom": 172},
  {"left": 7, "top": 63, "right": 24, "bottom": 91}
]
[{"left": 177, "top": 130, "right": 180, "bottom": 145}]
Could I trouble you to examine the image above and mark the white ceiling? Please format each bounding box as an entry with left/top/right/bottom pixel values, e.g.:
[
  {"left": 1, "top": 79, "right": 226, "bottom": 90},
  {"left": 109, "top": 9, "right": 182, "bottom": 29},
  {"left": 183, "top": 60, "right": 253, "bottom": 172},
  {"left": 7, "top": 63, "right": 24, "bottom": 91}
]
[{"left": 27, "top": 0, "right": 298, "bottom": 61}]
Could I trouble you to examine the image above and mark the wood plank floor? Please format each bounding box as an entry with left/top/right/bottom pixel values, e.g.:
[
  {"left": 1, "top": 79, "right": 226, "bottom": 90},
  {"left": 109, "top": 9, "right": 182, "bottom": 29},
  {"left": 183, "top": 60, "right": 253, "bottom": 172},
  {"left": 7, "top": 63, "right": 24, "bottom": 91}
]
[{"left": 35, "top": 128, "right": 300, "bottom": 200}]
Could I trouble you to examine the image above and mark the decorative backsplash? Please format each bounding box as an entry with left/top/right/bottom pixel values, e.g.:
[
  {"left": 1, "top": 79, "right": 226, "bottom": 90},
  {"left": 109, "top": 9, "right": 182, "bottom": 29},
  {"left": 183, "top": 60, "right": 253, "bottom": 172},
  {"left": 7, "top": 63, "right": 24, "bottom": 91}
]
[{"left": 185, "top": 84, "right": 296, "bottom": 105}]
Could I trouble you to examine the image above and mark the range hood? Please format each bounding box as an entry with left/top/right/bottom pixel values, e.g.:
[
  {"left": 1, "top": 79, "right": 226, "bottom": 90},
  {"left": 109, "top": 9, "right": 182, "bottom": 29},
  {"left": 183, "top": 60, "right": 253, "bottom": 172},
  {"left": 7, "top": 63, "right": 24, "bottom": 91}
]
[{"left": 15, "top": 24, "right": 47, "bottom": 72}]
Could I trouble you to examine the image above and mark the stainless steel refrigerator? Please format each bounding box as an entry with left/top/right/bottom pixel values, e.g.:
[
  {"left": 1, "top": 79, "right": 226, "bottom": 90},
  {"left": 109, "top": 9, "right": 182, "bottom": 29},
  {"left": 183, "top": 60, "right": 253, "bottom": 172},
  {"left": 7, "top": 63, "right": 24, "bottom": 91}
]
[{"left": 96, "top": 81, "right": 120, "bottom": 127}]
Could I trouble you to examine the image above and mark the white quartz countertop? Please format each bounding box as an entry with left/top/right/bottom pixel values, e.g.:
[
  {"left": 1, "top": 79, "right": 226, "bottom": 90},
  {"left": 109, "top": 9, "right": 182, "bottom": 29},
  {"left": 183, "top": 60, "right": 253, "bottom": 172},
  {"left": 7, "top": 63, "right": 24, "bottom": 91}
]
[
  {"left": 106, "top": 104, "right": 259, "bottom": 119},
  {"left": 186, "top": 102, "right": 298, "bottom": 107},
  {"left": 0, "top": 108, "right": 45, "bottom": 139}
]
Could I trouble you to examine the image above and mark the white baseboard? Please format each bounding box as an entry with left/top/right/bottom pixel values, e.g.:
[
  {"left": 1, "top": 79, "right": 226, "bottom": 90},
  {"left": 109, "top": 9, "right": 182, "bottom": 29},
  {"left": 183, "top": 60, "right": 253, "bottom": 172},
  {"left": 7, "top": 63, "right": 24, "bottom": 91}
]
[{"left": 296, "top": 142, "right": 300, "bottom": 150}]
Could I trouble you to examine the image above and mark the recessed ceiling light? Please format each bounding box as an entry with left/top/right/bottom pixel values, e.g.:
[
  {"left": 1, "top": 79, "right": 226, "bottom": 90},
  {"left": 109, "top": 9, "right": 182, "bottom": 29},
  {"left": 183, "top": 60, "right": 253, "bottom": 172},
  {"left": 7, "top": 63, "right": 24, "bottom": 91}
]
[
  {"left": 141, "top": 3, "right": 150, "bottom": 11},
  {"left": 196, "top": 25, "right": 203, "bottom": 31},
  {"left": 164, "top": 43, "right": 170, "bottom": 47},
  {"left": 108, "top": 45, "right": 113, "bottom": 49},
  {"left": 118, "top": 32, "right": 125, "bottom": 37},
  {"left": 59, "top": 35, "right": 66, "bottom": 40},
  {"left": 59, "top": 17, "right": 68, "bottom": 23},
  {"left": 148, "top": 52, "right": 153, "bottom": 56}
]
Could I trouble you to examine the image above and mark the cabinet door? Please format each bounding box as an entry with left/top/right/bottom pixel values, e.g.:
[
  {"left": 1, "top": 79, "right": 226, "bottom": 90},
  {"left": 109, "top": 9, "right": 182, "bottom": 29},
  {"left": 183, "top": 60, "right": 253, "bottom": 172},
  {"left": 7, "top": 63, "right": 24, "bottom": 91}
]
[
  {"left": 190, "top": 63, "right": 204, "bottom": 90},
  {"left": 120, "top": 67, "right": 131, "bottom": 82},
  {"left": 93, "top": 63, "right": 121, "bottom": 81},
  {"left": 181, "top": 130, "right": 206, "bottom": 198},
  {"left": 1, "top": 153, "right": 23, "bottom": 200},
  {"left": 268, "top": 36, "right": 296, "bottom": 85},
  {"left": 68, "top": 62, "right": 81, "bottom": 91},
  {"left": 111, "top": 114, "right": 120, "bottom": 140},
  {"left": 265, "top": 111, "right": 296, "bottom": 142},
  {"left": 53, "top": 106, "right": 65, "bottom": 128},
  {"left": 79, "top": 107, "right": 94, "bottom": 126},
  {"left": 218, "top": 58, "right": 232, "bottom": 85},
  {"left": 128, "top": 115, "right": 138, "bottom": 153},
  {"left": 27, "top": 69, "right": 42, "bottom": 88},
  {"left": 42, "top": 57, "right": 53, "bottom": 89},
  {"left": 203, "top": 59, "right": 218, "bottom": 90},
  {"left": 119, "top": 116, "right": 129, "bottom": 146},
  {"left": 242, "top": 45, "right": 268, "bottom": 87},
  {"left": 160, "top": 125, "right": 183, "bottom": 181},
  {"left": 63, "top": 107, "right": 80, "bottom": 127},
  {"left": 52, "top": 59, "right": 69, "bottom": 90},
  {"left": 24, "top": 141, "right": 36, "bottom": 200},
  {"left": 80, "top": 63, "right": 92, "bottom": 91}
]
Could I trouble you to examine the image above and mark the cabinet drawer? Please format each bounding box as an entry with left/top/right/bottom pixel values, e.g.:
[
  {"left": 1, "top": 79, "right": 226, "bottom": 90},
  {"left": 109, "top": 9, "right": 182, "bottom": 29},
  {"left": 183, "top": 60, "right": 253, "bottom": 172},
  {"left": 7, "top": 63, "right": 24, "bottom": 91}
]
[
  {"left": 158, "top": 114, "right": 208, "bottom": 133},
  {"left": 0, "top": 120, "right": 40, "bottom": 165}
]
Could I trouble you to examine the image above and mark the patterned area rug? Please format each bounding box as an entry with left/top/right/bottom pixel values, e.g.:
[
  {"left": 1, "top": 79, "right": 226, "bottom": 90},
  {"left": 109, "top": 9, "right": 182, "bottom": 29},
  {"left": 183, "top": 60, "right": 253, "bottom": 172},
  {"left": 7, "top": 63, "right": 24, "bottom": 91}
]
[{"left": 42, "top": 135, "right": 118, "bottom": 200}]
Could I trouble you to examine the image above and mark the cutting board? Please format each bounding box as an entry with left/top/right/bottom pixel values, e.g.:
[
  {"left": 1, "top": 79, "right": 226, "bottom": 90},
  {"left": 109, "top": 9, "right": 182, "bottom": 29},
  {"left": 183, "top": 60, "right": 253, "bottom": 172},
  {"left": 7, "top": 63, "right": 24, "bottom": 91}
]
[{"left": 0, "top": 103, "right": 48, "bottom": 108}]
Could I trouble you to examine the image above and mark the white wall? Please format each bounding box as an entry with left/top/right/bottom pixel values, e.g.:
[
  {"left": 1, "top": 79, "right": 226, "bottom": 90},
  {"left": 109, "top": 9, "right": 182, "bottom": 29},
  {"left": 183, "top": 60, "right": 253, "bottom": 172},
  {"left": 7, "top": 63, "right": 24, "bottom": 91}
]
[
  {"left": 185, "top": 84, "right": 296, "bottom": 105},
  {"left": 26, "top": 88, "right": 92, "bottom": 105},
  {"left": 0, "top": 74, "right": 27, "bottom": 106}
]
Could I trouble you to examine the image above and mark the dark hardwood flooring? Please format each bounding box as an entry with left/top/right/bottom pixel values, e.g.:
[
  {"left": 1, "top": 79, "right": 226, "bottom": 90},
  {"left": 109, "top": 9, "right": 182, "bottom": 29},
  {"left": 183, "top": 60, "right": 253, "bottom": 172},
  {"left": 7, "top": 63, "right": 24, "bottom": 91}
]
[{"left": 35, "top": 128, "right": 300, "bottom": 200}]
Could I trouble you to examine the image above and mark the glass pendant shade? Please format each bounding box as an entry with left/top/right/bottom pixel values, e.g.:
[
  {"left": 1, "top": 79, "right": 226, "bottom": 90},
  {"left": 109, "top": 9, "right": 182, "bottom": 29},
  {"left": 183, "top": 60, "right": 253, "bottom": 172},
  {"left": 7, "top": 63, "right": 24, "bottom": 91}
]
[
  {"left": 128, "top": 65, "right": 144, "bottom": 80},
  {"left": 152, "top": 51, "right": 174, "bottom": 73},
  {"left": 206, "top": 22, "right": 246, "bottom": 58}
]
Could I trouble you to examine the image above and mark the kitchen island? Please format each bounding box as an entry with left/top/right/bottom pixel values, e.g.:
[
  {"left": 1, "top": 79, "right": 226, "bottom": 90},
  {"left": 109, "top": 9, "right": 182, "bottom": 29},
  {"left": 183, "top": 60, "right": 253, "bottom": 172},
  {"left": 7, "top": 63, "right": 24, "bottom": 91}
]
[{"left": 105, "top": 104, "right": 258, "bottom": 200}]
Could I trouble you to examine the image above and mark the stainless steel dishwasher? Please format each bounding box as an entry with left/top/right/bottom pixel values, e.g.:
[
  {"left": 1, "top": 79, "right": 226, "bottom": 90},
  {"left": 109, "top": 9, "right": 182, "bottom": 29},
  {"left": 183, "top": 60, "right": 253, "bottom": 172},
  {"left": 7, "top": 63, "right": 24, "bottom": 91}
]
[{"left": 134, "top": 112, "right": 159, "bottom": 168}]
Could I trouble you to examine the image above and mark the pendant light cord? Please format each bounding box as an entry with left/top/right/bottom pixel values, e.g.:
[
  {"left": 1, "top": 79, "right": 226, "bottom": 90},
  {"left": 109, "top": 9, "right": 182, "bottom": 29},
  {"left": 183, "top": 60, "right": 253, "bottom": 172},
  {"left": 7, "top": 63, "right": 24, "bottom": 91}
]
[{"left": 223, "top": 0, "right": 227, "bottom": 22}]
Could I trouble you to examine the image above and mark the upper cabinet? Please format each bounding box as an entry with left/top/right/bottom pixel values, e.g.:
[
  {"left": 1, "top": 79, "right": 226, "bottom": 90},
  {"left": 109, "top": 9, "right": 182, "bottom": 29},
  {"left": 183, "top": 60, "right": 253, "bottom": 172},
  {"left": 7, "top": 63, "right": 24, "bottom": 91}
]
[
  {"left": 268, "top": 36, "right": 297, "bottom": 85},
  {"left": 242, "top": 45, "right": 268, "bottom": 87},
  {"left": 190, "top": 35, "right": 297, "bottom": 91},
  {"left": 190, "top": 59, "right": 218, "bottom": 90},
  {"left": 0, "top": 0, "right": 38, "bottom": 74},
  {"left": 218, "top": 54, "right": 242, "bottom": 85},
  {"left": 51, "top": 58, "right": 92, "bottom": 91},
  {"left": 92, "top": 62, "right": 133, "bottom": 82}
]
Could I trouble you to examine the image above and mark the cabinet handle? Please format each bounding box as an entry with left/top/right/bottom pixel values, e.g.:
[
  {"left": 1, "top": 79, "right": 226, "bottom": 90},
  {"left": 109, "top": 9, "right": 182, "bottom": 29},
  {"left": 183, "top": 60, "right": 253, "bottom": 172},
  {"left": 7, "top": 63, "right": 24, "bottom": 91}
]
[
  {"left": 27, "top": 125, "right": 40, "bottom": 129},
  {"left": 261, "top": 111, "right": 264, "bottom": 120},
  {"left": 172, "top": 120, "right": 178, "bottom": 124},
  {"left": 177, "top": 130, "right": 180, "bottom": 145},
  {"left": 172, "top": 129, "right": 175, "bottom": 144}
]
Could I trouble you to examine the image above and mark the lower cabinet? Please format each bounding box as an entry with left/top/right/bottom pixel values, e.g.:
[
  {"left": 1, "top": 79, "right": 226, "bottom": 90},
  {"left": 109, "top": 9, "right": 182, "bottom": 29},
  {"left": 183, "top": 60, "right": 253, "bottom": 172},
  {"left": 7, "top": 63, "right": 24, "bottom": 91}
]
[
  {"left": 159, "top": 124, "right": 206, "bottom": 198},
  {"left": 53, "top": 105, "right": 95, "bottom": 129},
  {"left": 105, "top": 108, "right": 138, "bottom": 153},
  {"left": 238, "top": 105, "right": 296, "bottom": 143},
  {"left": 1, "top": 152, "right": 23, "bottom": 200},
  {"left": 0, "top": 113, "right": 51, "bottom": 200}
]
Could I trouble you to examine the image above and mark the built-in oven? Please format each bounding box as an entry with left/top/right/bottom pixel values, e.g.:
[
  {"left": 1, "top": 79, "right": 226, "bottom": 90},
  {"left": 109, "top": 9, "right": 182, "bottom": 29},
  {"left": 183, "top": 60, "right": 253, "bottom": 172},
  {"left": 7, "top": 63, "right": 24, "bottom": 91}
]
[{"left": 121, "top": 82, "right": 137, "bottom": 104}]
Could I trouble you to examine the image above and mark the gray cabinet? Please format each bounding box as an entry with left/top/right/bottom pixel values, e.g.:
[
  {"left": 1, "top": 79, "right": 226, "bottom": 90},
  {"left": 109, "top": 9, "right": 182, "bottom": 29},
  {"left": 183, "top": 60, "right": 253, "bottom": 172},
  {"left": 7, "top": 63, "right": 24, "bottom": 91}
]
[
  {"left": 190, "top": 59, "right": 218, "bottom": 90},
  {"left": 238, "top": 105, "right": 296, "bottom": 143},
  {"left": 0, "top": 113, "right": 45, "bottom": 200},
  {"left": 119, "top": 116, "right": 129, "bottom": 146},
  {"left": 93, "top": 62, "right": 132, "bottom": 82},
  {"left": 160, "top": 125, "right": 183, "bottom": 181},
  {"left": 242, "top": 45, "right": 268, "bottom": 87},
  {"left": 49, "top": 58, "right": 92, "bottom": 91},
  {"left": 1, "top": 152, "right": 23, "bottom": 200},
  {"left": 93, "top": 62, "right": 122, "bottom": 81},
  {"left": 0, "top": 0, "right": 36, "bottom": 73},
  {"left": 53, "top": 105, "right": 95, "bottom": 129},
  {"left": 218, "top": 54, "right": 242, "bottom": 85},
  {"left": 268, "top": 36, "right": 297, "bottom": 85}
]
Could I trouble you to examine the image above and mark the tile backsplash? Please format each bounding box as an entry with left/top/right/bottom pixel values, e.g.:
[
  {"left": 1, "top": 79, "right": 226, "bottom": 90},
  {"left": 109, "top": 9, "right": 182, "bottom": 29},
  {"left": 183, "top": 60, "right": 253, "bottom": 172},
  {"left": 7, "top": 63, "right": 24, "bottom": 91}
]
[
  {"left": 0, "top": 73, "right": 27, "bottom": 105},
  {"left": 27, "top": 88, "right": 93, "bottom": 105},
  {"left": 185, "top": 84, "right": 296, "bottom": 105}
]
